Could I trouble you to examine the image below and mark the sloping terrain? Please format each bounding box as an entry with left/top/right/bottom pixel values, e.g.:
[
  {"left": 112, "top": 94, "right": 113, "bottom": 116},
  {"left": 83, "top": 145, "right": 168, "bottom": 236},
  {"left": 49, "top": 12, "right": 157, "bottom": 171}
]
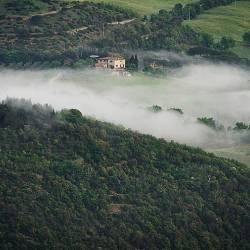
[
  {"left": 185, "top": 1, "right": 250, "bottom": 59},
  {"left": 0, "top": 0, "right": 60, "bottom": 15},
  {"left": 0, "top": 100, "right": 250, "bottom": 249},
  {"left": 0, "top": 1, "right": 137, "bottom": 67},
  {"left": 210, "top": 144, "right": 250, "bottom": 167},
  {"left": 79, "top": 0, "right": 196, "bottom": 15},
  {"left": 1, "top": 0, "right": 248, "bottom": 67},
  {"left": 0, "top": 0, "right": 203, "bottom": 68}
]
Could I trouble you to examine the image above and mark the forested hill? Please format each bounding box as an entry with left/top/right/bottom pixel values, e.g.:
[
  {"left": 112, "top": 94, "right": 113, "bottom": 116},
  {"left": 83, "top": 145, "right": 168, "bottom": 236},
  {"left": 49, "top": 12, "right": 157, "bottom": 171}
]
[
  {"left": 0, "top": 100, "right": 250, "bottom": 249},
  {"left": 1, "top": 0, "right": 247, "bottom": 68}
]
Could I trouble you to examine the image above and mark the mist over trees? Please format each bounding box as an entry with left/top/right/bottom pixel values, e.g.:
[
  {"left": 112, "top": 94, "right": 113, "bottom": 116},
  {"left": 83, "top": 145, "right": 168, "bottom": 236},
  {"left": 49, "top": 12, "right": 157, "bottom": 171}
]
[
  {"left": 0, "top": 100, "right": 249, "bottom": 249},
  {"left": 0, "top": 0, "right": 250, "bottom": 248}
]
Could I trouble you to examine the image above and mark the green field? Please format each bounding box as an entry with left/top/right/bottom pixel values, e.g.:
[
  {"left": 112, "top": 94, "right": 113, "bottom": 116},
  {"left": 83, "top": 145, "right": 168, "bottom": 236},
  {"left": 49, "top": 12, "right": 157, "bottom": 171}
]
[
  {"left": 209, "top": 144, "right": 250, "bottom": 167},
  {"left": 79, "top": 0, "right": 195, "bottom": 15},
  {"left": 185, "top": 1, "right": 250, "bottom": 59}
]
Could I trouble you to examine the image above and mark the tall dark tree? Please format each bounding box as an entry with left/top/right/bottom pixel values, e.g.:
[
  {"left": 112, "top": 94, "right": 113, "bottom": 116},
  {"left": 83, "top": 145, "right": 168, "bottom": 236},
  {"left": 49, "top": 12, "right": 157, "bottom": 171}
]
[
  {"left": 172, "top": 3, "right": 183, "bottom": 17},
  {"left": 217, "top": 36, "right": 235, "bottom": 50},
  {"left": 243, "top": 31, "right": 250, "bottom": 45}
]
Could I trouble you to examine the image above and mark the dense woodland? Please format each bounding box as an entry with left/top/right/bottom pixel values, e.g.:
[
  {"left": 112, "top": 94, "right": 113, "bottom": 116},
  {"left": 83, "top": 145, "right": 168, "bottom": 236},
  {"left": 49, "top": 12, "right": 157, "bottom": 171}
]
[
  {"left": 0, "top": 1, "right": 137, "bottom": 67},
  {"left": 0, "top": 99, "right": 249, "bottom": 249}
]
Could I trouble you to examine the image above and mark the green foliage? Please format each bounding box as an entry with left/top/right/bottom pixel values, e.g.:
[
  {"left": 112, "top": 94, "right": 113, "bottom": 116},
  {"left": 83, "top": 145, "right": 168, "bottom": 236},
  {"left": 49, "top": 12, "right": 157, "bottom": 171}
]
[
  {"left": 60, "top": 109, "right": 86, "bottom": 124},
  {"left": 216, "top": 36, "right": 235, "bottom": 50},
  {"left": 243, "top": 31, "right": 250, "bottom": 45},
  {"left": 200, "top": 33, "right": 214, "bottom": 48},
  {"left": 1, "top": 0, "right": 57, "bottom": 15},
  {"left": 0, "top": 0, "right": 244, "bottom": 67},
  {"left": 15, "top": 27, "right": 30, "bottom": 39},
  {"left": 200, "top": 0, "right": 240, "bottom": 10},
  {"left": 143, "top": 65, "right": 166, "bottom": 76},
  {"left": 5, "top": 0, "right": 35, "bottom": 12},
  {"left": 127, "top": 55, "right": 139, "bottom": 71},
  {"left": 0, "top": 100, "right": 249, "bottom": 249},
  {"left": 197, "top": 117, "right": 224, "bottom": 131},
  {"left": 172, "top": 3, "right": 184, "bottom": 17},
  {"left": 185, "top": 1, "right": 250, "bottom": 59},
  {"left": 168, "top": 108, "right": 184, "bottom": 114},
  {"left": 182, "top": 2, "right": 202, "bottom": 19},
  {"left": 82, "top": 0, "right": 196, "bottom": 15},
  {"left": 29, "top": 15, "right": 43, "bottom": 25},
  {"left": 198, "top": 117, "right": 216, "bottom": 129},
  {"left": 169, "top": 0, "right": 242, "bottom": 21},
  {"left": 0, "top": 1, "right": 137, "bottom": 67},
  {"left": 148, "top": 105, "right": 163, "bottom": 113},
  {"left": 233, "top": 122, "right": 249, "bottom": 131},
  {"left": 88, "top": 9, "right": 201, "bottom": 53}
]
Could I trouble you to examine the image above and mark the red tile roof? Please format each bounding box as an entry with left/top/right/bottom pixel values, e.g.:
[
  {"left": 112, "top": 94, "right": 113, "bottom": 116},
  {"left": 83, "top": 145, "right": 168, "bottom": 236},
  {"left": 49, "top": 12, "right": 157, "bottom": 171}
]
[{"left": 98, "top": 56, "right": 125, "bottom": 60}]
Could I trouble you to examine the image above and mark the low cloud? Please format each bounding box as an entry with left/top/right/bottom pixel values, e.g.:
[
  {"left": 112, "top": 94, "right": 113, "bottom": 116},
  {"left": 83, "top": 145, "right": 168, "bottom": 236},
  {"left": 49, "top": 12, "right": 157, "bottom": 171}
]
[{"left": 1, "top": 62, "right": 250, "bottom": 148}]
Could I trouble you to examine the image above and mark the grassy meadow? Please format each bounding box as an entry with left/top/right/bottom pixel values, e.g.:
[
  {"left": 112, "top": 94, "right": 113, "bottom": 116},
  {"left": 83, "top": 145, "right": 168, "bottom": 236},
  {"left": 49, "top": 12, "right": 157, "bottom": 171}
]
[
  {"left": 185, "top": 1, "right": 250, "bottom": 59},
  {"left": 79, "top": 0, "right": 196, "bottom": 15}
]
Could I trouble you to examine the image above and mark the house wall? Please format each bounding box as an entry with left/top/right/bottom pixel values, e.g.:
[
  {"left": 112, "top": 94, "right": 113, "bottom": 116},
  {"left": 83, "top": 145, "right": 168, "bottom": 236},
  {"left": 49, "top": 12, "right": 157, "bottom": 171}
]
[
  {"left": 108, "top": 59, "right": 125, "bottom": 69},
  {"left": 97, "top": 59, "right": 108, "bottom": 68},
  {"left": 96, "top": 58, "right": 126, "bottom": 69}
]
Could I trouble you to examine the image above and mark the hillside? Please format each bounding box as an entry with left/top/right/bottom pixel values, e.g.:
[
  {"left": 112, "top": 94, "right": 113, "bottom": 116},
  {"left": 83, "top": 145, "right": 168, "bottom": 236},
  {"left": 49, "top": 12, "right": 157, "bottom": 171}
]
[
  {"left": 0, "top": 0, "right": 58, "bottom": 15},
  {"left": 0, "top": 0, "right": 248, "bottom": 68},
  {"left": 0, "top": 0, "right": 203, "bottom": 68},
  {"left": 185, "top": 1, "right": 250, "bottom": 59},
  {"left": 0, "top": 1, "right": 137, "bottom": 67},
  {"left": 79, "top": 0, "right": 196, "bottom": 15},
  {"left": 0, "top": 99, "right": 250, "bottom": 249},
  {"left": 210, "top": 144, "right": 250, "bottom": 167}
]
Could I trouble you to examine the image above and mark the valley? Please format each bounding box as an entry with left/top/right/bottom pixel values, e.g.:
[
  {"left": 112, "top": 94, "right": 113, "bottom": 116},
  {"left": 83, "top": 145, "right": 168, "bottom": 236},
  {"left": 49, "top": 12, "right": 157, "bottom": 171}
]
[
  {"left": 1, "top": 63, "right": 250, "bottom": 166},
  {"left": 0, "top": 1, "right": 250, "bottom": 249}
]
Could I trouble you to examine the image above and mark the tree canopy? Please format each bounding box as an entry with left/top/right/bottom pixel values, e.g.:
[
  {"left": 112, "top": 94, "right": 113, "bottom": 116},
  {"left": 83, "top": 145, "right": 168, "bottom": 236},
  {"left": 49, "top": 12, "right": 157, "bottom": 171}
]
[{"left": 0, "top": 100, "right": 249, "bottom": 249}]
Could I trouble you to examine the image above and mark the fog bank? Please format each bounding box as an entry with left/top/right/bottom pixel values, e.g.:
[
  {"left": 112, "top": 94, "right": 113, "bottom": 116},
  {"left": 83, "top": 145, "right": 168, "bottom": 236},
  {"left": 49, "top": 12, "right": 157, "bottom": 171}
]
[{"left": 1, "top": 63, "right": 250, "bottom": 148}]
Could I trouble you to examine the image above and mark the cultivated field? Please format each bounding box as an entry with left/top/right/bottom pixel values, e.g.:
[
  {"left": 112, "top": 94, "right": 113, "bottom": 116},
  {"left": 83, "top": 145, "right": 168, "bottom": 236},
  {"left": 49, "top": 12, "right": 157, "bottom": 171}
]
[
  {"left": 185, "top": 1, "right": 250, "bottom": 59},
  {"left": 79, "top": 0, "right": 195, "bottom": 14}
]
